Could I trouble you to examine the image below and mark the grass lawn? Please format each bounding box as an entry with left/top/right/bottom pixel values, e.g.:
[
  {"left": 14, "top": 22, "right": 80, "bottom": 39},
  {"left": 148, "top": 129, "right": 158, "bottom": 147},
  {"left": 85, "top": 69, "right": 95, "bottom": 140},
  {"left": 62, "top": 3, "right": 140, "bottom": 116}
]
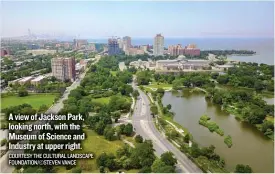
[
  {"left": 1, "top": 93, "right": 58, "bottom": 110},
  {"left": 145, "top": 82, "right": 172, "bottom": 90},
  {"left": 93, "top": 96, "right": 132, "bottom": 105},
  {"left": 266, "top": 116, "right": 274, "bottom": 123},
  {"left": 55, "top": 129, "right": 126, "bottom": 173},
  {"left": 93, "top": 97, "right": 111, "bottom": 104},
  {"left": 110, "top": 71, "right": 117, "bottom": 76},
  {"left": 122, "top": 135, "right": 136, "bottom": 146}
]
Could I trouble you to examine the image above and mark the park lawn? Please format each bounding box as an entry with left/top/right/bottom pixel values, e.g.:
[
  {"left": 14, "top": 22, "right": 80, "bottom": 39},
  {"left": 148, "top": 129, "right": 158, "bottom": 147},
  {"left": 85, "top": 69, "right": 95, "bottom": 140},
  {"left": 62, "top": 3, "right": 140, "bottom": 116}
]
[
  {"left": 122, "top": 135, "right": 136, "bottom": 146},
  {"left": 110, "top": 71, "right": 117, "bottom": 76},
  {"left": 93, "top": 96, "right": 132, "bottom": 105},
  {"left": 146, "top": 82, "right": 172, "bottom": 89},
  {"left": 1, "top": 93, "right": 58, "bottom": 110},
  {"left": 93, "top": 97, "right": 111, "bottom": 104},
  {"left": 55, "top": 129, "right": 125, "bottom": 173},
  {"left": 266, "top": 116, "right": 274, "bottom": 123}
]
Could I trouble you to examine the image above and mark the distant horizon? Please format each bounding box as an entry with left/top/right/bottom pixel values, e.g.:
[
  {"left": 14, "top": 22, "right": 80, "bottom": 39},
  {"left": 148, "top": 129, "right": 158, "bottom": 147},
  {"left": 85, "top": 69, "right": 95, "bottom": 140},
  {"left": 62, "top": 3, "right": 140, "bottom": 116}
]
[
  {"left": 3, "top": 35, "right": 274, "bottom": 40},
  {"left": 2, "top": 1, "right": 274, "bottom": 38}
]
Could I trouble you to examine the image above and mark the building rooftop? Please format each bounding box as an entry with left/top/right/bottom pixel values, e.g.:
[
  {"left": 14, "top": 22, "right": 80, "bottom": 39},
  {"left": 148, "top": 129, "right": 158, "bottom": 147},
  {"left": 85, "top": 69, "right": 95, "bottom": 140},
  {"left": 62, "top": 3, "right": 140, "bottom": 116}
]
[
  {"left": 163, "top": 64, "right": 180, "bottom": 68},
  {"left": 216, "top": 64, "right": 234, "bottom": 68},
  {"left": 31, "top": 75, "right": 45, "bottom": 82},
  {"left": 187, "top": 59, "right": 209, "bottom": 62},
  {"left": 157, "top": 59, "right": 178, "bottom": 63},
  {"left": 19, "top": 76, "right": 33, "bottom": 82}
]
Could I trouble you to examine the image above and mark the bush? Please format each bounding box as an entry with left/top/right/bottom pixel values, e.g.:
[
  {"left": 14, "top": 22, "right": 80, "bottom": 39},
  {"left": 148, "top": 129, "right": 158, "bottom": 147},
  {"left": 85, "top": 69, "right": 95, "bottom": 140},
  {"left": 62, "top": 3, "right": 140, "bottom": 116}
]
[
  {"left": 1, "top": 139, "right": 7, "bottom": 146},
  {"left": 235, "top": 164, "right": 252, "bottom": 173},
  {"left": 207, "top": 121, "right": 219, "bottom": 132},
  {"left": 183, "top": 133, "right": 190, "bottom": 143},
  {"left": 135, "top": 135, "right": 143, "bottom": 143},
  {"left": 139, "top": 166, "right": 151, "bottom": 173},
  {"left": 224, "top": 135, "right": 233, "bottom": 148},
  {"left": 123, "top": 123, "right": 133, "bottom": 136},
  {"left": 71, "top": 167, "right": 82, "bottom": 173},
  {"left": 216, "top": 128, "right": 224, "bottom": 136},
  {"left": 18, "top": 89, "right": 28, "bottom": 97},
  {"left": 199, "top": 115, "right": 224, "bottom": 136}
]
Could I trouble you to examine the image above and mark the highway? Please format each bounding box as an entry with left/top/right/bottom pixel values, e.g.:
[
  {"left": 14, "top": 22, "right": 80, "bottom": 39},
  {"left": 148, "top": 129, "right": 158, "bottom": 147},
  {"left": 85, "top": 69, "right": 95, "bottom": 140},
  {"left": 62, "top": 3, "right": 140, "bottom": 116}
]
[{"left": 131, "top": 80, "right": 202, "bottom": 173}]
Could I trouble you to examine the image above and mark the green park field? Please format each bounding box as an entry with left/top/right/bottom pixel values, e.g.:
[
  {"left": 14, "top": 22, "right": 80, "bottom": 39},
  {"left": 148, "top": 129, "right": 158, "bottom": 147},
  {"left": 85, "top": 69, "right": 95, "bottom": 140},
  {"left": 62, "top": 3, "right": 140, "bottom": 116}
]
[
  {"left": 93, "top": 97, "right": 111, "bottom": 104},
  {"left": 1, "top": 93, "right": 58, "bottom": 110},
  {"left": 144, "top": 82, "right": 173, "bottom": 90},
  {"left": 55, "top": 129, "right": 138, "bottom": 173},
  {"left": 93, "top": 96, "right": 132, "bottom": 105}
]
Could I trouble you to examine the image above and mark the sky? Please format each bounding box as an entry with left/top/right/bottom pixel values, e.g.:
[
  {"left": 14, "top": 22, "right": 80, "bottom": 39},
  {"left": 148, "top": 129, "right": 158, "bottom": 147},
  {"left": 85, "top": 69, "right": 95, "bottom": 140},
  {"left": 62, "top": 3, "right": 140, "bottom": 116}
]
[{"left": 1, "top": 1, "right": 274, "bottom": 38}]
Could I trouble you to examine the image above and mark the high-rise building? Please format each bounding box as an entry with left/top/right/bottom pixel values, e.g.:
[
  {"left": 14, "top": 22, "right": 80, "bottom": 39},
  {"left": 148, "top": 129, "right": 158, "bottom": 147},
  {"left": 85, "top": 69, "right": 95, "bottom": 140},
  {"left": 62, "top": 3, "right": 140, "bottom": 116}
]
[
  {"left": 73, "top": 39, "right": 88, "bottom": 49},
  {"left": 122, "top": 36, "right": 131, "bottom": 52},
  {"left": 168, "top": 44, "right": 185, "bottom": 56},
  {"left": 125, "top": 48, "right": 145, "bottom": 56},
  {"left": 184, "top": 44, "right": 200, "bottom": 56},
  {"left": 108, "top": 38, "right": 120, "bottom": 55},
  {"left": 117, "top": 38, "right": 123, "bottom": 49},
  {"left": 51, "top": 57, "right": 76, "bottom": 82},
  {"left": 153, "top": 34, "right": 164, "bottom": 56},
  {"left": 168, "top": 44, "right": 200, "bottom": 56}
]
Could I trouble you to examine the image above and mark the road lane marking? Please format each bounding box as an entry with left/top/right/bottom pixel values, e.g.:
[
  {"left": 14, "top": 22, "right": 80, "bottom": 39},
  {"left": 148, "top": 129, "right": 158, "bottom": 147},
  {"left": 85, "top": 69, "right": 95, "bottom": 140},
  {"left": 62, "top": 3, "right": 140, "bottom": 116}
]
[{"left": 140, "top": 120, "right": 168, "bottom": 152}]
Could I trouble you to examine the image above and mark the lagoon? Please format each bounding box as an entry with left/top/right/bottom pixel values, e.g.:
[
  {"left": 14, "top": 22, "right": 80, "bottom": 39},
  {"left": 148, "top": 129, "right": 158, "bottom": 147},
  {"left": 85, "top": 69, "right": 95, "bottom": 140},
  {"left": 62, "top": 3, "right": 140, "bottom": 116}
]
[{"left": 162, "top": 91, "right": 274, "bottom": 173}]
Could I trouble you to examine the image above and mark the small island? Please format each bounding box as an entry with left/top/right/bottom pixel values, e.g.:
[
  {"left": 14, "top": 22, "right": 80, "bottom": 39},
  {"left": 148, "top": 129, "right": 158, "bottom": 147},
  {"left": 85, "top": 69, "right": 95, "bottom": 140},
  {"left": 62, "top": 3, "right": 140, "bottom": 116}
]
[
  {"left": 224, "top": 135, "right": 233, "bottom": 148},
  {"left": 199, "top": 115, "right": 224, "bottom": 136}
]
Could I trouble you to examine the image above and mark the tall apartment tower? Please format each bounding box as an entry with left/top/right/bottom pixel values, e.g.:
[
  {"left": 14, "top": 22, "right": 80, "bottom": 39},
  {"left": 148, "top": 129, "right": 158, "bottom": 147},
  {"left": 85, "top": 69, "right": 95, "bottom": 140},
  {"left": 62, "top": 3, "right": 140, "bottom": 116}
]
[
  {"left": 51, "top": 57, "right": 76, "bottom": 82},
  {"left": 122, "top": 36, "right": 131, "bottom": 52},
  {"left": 117, "top": 38, "right": 123, "bottom": 49},
  {"left": 153, "top": 34, "right": 164, "bottom": 56},
  {"left": 108, "top": 38, "right": 120, "bottom": 56}
]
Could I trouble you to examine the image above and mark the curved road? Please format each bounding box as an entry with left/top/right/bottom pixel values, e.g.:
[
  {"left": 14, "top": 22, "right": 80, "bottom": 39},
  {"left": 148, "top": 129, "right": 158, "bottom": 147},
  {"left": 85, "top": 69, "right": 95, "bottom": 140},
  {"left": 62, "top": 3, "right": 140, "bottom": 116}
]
[{"left": 132, "top": 81, "right": 202, "bottom": 173}]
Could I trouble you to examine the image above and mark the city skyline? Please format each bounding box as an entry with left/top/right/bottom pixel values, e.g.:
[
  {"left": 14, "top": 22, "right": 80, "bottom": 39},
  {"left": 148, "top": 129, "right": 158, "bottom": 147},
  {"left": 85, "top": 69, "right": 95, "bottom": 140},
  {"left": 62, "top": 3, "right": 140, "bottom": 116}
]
[{"left": 1, "top": 1, "right": 274, "bottom": 38}]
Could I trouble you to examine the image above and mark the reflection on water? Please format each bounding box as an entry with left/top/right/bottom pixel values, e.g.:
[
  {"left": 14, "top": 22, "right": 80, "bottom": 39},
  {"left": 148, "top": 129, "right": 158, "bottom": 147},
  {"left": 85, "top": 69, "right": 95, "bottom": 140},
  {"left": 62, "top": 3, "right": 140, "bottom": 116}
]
[{"left": 162, "top": 91, "right": 274, "bottom": 173}]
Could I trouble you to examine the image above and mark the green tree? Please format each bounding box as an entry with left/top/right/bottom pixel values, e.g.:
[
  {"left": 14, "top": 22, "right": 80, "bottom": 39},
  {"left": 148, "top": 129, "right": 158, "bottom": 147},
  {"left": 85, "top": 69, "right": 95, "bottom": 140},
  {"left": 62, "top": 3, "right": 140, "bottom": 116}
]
[
  {"left": 18, "top": 88, "right": 28, "bottom": 97},
  {"left": 103, "top": 126, "right": 116, "bottom": 141},
  {"left": 235, "top": 164, "right": 253, "bottom": 173},
  {"left": 1, "top": 139, "right": 7, "bottom": 146},
  {"left": 151, "top": 159, "right": 175, "bottom": 173},
  {"left": 261, "top": 120, "right": 274, "bottom": 133},
  {"left": 135, "top": 135, "right": 143, "bottom": 143},
  {"left": 139, "top": 166, "right": 151, "bottom": 173},
  {"left": 150, "top": 105, "right": 158, "bottom": 115},
  {"left": 166, "top": 104, "right": 172, "bottom": 110},
  {"left": 190, "top": 142, "right": 201, "bottom": 158},
  {"left": 123, "top": 123, "right": 133, "bottom": 136},
  {"left": 111, "top": 111, "right": 121, "bottom": 123},
  {"left": 130, "top": 140, "right": 156, "bottom": 168},
  {"left": 217, "top": 75, "right": 229, "bottom": 84},
  {"left": 38, "top": 104, "right": 48, "bottom": 113},
  {"left": 95, "top": 121, "right": 106, "bottom": 135},
  {"left": 211, "top": 72, "right": 219, "bottom": 79},
  {"left": 132, "top": 90, "right": 139, "bottom": 99},
  {"left": 160, "top": 151, "right": 177, "bottom": 166},
  {"left": 71, "top": 167, "right": 82, "bottom": 173},
  {"left": 99, "top": 166, "right": 105, "bottom": 173},
  {"left": 183, "top": 133, "right": 190, "bottom": 143}
]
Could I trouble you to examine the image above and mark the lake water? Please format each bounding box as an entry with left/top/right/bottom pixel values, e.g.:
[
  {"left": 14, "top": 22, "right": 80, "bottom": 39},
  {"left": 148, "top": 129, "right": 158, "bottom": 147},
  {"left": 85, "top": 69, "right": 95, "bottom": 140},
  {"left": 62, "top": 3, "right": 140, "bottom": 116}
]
[
  {"left": 162, "top": 91, "right": 274, "bottom": 173},
  {"left": 87, "top": 37, "right": 274, "bottom": 65}
]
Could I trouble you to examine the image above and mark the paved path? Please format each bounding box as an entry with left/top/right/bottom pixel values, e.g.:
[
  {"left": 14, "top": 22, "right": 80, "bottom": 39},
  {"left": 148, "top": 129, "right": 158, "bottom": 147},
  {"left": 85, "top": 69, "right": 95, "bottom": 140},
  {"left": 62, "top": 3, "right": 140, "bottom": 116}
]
[{"left": 131, "top": 79, "right": 202, "bottom": 173}]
